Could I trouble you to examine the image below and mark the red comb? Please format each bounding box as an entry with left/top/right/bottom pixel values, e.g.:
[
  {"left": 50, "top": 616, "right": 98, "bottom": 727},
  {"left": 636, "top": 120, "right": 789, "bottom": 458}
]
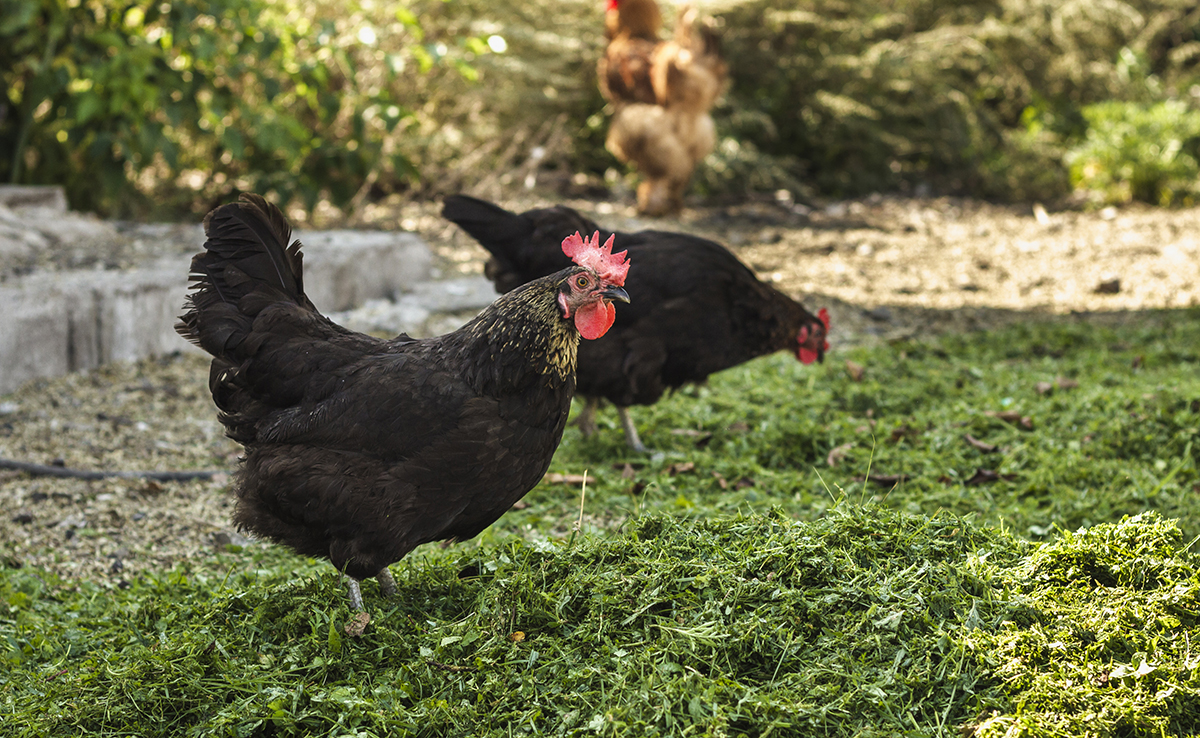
[
  {"left": 607, "top": 0, "right": 620, "bottom": 10},
  {"left": 562, "top": 231, "right": 629, "bottom": 286}
]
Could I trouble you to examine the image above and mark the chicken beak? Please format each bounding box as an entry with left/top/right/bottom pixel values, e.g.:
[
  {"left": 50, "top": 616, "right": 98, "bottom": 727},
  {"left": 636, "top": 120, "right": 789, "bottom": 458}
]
[{"left": 601, "top": 286, "right": 631, "bottom": 303}]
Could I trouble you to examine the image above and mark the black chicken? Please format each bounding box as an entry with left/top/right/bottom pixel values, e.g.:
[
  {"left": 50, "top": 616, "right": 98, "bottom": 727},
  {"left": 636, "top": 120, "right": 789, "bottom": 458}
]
[
  {"left": 177, "top": 194, "right": 629, "bottom": 608},
  {"left": 443, "top": 194, "right": 828, "bottom": 452}
]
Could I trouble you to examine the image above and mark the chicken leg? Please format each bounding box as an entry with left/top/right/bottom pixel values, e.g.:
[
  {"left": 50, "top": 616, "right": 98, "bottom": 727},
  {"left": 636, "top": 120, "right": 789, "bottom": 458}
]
[
  {"left": 575, "top": 396, "right": 601, "bottom": 438},
  {"left": 377, "top": 567, "right": 398, "bottom": 598},
  {"left": 618, "top": 406, "right": 647, "bottom": 452},
  {"left": 345, "top": 575, "right": 365, "bottom": 610},
  {"left": 344, "top": 568, "right": 400, "bottom": 610}
]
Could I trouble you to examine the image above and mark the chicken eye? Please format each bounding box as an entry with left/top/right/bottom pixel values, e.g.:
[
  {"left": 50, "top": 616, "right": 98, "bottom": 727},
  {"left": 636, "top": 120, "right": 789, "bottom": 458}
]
[{"left": 576, "top": 275, "right": 590, "bottom": 288}]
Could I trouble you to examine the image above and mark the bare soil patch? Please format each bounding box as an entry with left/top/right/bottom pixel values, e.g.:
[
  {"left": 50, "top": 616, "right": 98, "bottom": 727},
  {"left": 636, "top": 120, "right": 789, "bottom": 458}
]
[{"left": 355, "top": 193, "right": 1200, "bottom": 339}]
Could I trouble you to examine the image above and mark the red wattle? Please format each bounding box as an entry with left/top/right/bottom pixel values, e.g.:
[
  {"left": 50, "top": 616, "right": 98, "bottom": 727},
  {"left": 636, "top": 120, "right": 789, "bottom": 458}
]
[{"left": 575, "top": 300, "right": 616, "bottom": 340}]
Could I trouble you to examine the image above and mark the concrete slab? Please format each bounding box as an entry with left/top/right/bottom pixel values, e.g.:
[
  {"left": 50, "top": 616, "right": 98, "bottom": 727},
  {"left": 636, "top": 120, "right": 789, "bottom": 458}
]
[
  {"left": 297, "top": 230, "right": 432, "bottom": 312},
  {"left": 0, "top": 230, "right": 435, "bottom": 395},
  {"left": 0, "top": 285, "right": 71, "bottom": 391},
  {"left": 0, "top": 185, "right": 68, "bottom": 213}
]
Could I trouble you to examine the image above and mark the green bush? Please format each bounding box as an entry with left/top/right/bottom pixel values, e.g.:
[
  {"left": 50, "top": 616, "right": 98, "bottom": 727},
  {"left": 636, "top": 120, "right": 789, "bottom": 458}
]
[
  {"left": 711, "top": 1, "right": 1200, "bottom": 203},
  {"left": 8, "top": 0, "right": 1200, "bottom": 213},
  {"left": 0, "top": 0, "right": 488, "bottom": 216},
  {"left": 1066, "top": 99, "right": 1200, "bottom": 205}
]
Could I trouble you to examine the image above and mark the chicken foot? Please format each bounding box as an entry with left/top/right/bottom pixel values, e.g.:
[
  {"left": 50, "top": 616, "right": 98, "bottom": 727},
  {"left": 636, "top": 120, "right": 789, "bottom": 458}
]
[{"left": 344, "top": 568, "right": 400, "bottom": 610}]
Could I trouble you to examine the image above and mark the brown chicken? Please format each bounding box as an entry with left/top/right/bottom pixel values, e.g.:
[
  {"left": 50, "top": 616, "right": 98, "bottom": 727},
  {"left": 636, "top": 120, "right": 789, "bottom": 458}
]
[
  {"left": 443, "top": 194, "right": 828, "bottom": 452},
  {"left": 599, "top": 0, "right": 727, "bottom": 215},
  {"left": 177, "top": 194, "right": 629, "bottom": 608}
]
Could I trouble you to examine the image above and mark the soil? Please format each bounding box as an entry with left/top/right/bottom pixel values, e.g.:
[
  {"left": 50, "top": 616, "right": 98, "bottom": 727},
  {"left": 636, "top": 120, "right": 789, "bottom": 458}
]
[{"left": 2, "top": 194, "right": 1198, "bottom": 584}]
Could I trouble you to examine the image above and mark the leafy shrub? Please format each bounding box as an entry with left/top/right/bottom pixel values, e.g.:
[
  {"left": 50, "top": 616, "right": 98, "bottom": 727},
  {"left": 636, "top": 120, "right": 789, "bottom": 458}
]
[
  {"left": 1066, "top": 99, "right": 1200, "bottom": 205},
  {"left": 711, "top": 1, "right": 1200, "bottom": 202},
  {"left": 8, "top": 0, "right": 1200, "bottom": 213},
  {"left": 0, "top": 0, "right": 488, "bottom": 216}
]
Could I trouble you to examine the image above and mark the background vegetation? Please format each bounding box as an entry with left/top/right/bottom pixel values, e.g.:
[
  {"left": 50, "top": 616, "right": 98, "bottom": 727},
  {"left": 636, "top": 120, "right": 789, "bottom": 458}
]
[{"left": 6, "top": 0, "right": 1200, "bottom": 217}]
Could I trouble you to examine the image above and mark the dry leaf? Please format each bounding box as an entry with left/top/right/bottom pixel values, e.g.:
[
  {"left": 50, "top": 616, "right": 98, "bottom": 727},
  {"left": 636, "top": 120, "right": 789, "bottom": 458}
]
[
  {"left": 670, "top": 429, "right": 713, "bottom": 447},
  {"left": 509, "top": 631, "right": 525, "bottom": 643},
  {"left": 509, "top": 500, "right": 529, "bottom": 510},
  {"left": 712, "top": 471, "right": 728, "bottom": 490},
  {"left": 1037, "top": 377, "right": 1079, "bottom": 395},
  {"left": 611, "top": 462, "right": 645, "bottom": 471},
  {"left": 543, "top": 473, "right": 589, "bottom": 485},
  {"left": 619, "top": 463, "right": 637, "bottom": 480},
  {"left": 964, "top": 468, "right": 1018, "bottom": 486},
  {"left": 1032, "top": 202, "right": 1051, "bottom": 225},
  {"left": 853, "top": 473, "right": 909, "bottom": 487},
  {"left": 734, "top": 476, "right": 755, "bottom": 489},
  {"left": 344, "top": 612, "right": 371, "bottom": 637},
  {"left": 963, "top": 434, "right": 998, "bottom": 453},
  {"left": 629, "top": 481, "right": 647, "bottom": 496},
  {"left": 727, "top": 422, "right": 750, "bottom": 433},
  {"left": 827, "top": 442, "right": 855, "bottom": 467},
  {"left": 888, "top": 424, "right": 920, "bottom": 444},
  {"left": 845, "top": 360, "right": 865, "bottom": 382},
  {"left": 986, "top": 411, "right": 1033, "bottom": 430},
  {"left": 667, "top": 462, "right": 695, "bottom": 476}
]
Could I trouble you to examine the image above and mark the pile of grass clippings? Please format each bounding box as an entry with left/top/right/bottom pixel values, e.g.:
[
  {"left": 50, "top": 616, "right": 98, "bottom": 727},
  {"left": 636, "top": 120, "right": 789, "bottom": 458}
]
[
  {"left": 532, "top": 310, "right": 1200, "bottom": 546},
  {"left": 2, "top": 311, "right": 1199, "bottom": 735},
  {"left": 3, "top": 506, "right": 1199, "bottom": 736}
]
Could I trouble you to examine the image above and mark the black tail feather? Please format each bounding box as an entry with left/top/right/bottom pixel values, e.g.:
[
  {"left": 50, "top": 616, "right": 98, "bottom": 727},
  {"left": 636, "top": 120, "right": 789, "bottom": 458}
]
[
  {"left": 442, "top": 194, "right": 602, "bottom": 294},
  {"left": 441, "top": 195, "right": 532, "bottom": 259},
  {"left": 177, "top": 193, "right": 314, "bottom": 359}
]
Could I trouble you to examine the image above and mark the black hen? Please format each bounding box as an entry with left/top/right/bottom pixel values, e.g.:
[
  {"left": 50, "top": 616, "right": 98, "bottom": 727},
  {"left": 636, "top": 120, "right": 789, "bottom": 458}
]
[
  {"left": 177, "top": 194, "right": 629, "bottom": 607},
  {"left": 443, "top": 194, "right": 828, "bottom": 452}
]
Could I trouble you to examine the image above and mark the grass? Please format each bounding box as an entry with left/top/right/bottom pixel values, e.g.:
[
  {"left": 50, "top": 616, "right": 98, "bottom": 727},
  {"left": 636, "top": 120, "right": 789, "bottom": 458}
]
[
  {"left": 3, "top": 309, "right": 1200, "bottom": 736},
  {"left": 533, "top": 308, "right": 1200, "bottom": 545}
]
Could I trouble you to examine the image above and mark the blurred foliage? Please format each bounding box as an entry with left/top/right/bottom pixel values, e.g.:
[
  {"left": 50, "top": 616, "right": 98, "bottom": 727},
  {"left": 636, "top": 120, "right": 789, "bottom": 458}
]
[
  {"left": 713, "top": 0, "right": 1200, "bottom": 203},
  {"left": 1066, "top": 99, "right": 1200, "bottom": 205},
  {"left": 0, "top": 0, "right": 490, "bottom": 216},
  {"left": 7, "top": 0, "right": 1200, "bottom": 215}
]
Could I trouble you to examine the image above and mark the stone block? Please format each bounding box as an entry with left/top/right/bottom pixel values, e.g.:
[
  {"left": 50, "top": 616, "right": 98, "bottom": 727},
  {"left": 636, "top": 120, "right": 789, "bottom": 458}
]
[
  {"left": 0, "top": 285, "right": 70, "bottom": 394},
  {"left": 0, "top": 230, "right": 436, "bottom": 395},
  {"left": 298, "top": 230, "right": 432, "bottom": 312},
  {"left": 0, "top": 185, "right": 68, "bottom": 213},
  {"left": 407, "top": 276, "right": 497, "bottom": 313},
  {"left": 90, "top": 258, "right": 196, "bottom": 363}
]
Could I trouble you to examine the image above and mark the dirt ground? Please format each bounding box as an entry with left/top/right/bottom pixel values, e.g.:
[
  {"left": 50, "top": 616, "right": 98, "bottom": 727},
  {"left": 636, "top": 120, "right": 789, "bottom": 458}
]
[
  {"left": 2, "top": 193, "right": 1198, "bottom": 583},
  {"left": 356, "top": 193, "right": 1200, "bottom": 340}
]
